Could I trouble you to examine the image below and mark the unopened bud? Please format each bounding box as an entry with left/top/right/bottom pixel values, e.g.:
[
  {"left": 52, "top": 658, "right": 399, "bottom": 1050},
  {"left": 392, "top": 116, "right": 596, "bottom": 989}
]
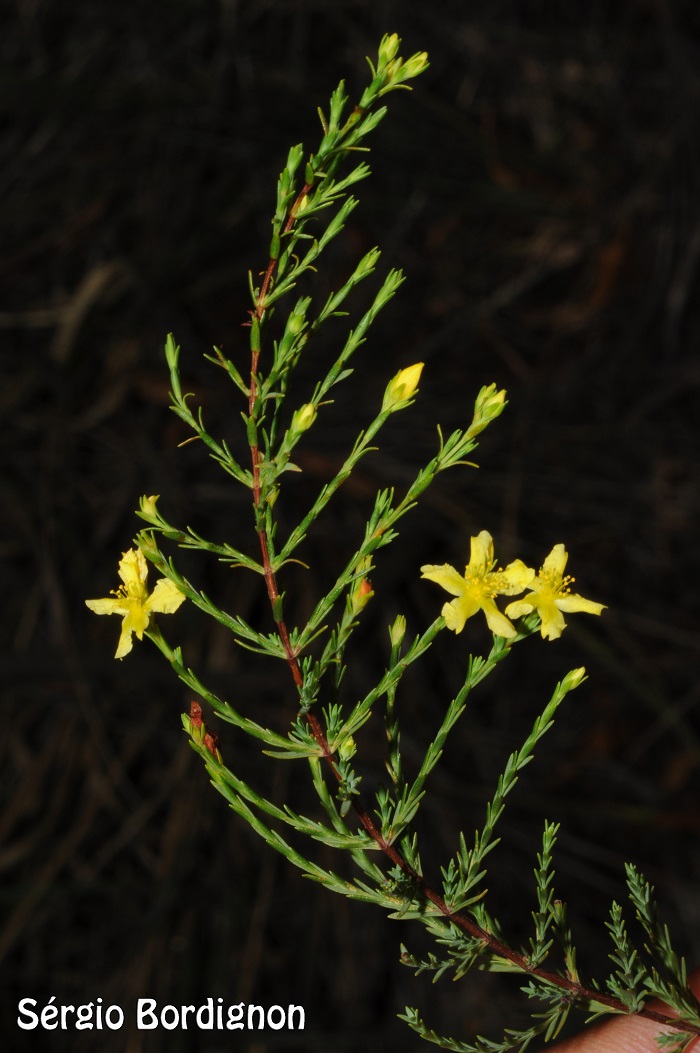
[
  {"left": 338, "top": 736, "right": 357, "bottom": 762},
  {"left": 136, "top": 530, "right": 158, "bottom": 560},
  {"left": 378, "top": 32, "right": 400, "bottom": 68},
  {"left": 562, "top": 667, "right": 587, "bottom": 692},
  {"left": 466, "top": 383, "right": 507, "bottom": 439},
  {"left": 389, "top": 614, "right": 406, "bottom": 648},
  {"left": 351, "top": 577, "right": 374, "bottom": 614},
  {"left": 139, "top": 494, "right": 161, "bottom": 523},
  {"left": 382, "top": 362, "right": 424, "bottom": 412},
  {"left": 290, "top": 403, "right": 317, "bottom": 434},
  {"left": 398, "top": 51, "right": 430, "bottom": 81},
  {"left": 287, "top": 301, "right": 308, "bottom": 335}
]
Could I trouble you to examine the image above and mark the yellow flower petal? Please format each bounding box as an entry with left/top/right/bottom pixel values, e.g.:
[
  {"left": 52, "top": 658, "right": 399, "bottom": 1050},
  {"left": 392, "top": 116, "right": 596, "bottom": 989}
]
[
  {"left": 503, "top": 598, "right": 534, "bottom": 620},
  {"left": 442, "top": 595, "right": 479, "bottom": 633},
  {"left": 542, "top": 543, "right": 568, "bottom": 578},
  {"left": 118, "top": 548, "right": 148, "bottom": 599},
  {"left": 421, "top": 564, "right": 468, "bottom": 597},
  {"left": 498, "top": 559, "right": 535, "bottom": 595},
  {"left": 481, "top": 599, "right": 518, "bottom": 639},
  {"left": 114, "top": 621, "right": 135, "bottom": 660},
  {"left": 85, "top": 597, "right": 128, "bottom": 616},
  {"left": 469, "top": 530, "right": 494, "bottom": 569},
  {"left": 147, "top": 577, "right": 187, "bottom": 615},
  {"left": 537, "top": 600, "right": 566, "bottom": 641},
  {"left": 556, "top": 594, "right": 605, "bottom": 616}
]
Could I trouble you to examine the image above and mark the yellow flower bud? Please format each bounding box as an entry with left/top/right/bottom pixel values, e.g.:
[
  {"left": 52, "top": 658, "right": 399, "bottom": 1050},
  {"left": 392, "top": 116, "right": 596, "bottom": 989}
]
[
  {"left": 389, "top": 614, "right": 406, "bottom": 648},
  {"left": 398, "top": 52, "right": 430, "bottom": 81},
  {"left": 476, "top": 383, "right": 506, "bottom": 416},
  {"left": 384, "top": 58, "right": 402, "bottom": 80},
  {"left": 382, "top": 362, "right": 424, "bottom": 412},
  {"left": 338, "top": 736, "right": 357, "bottom": 762},
  {"left": 466, "top": 384, "right": 507, "bottom": 439},
  {"left": 139, "top": 494, "right": 160, "bottom": 522},
  {"left": 378, "top": 32, "right": 400, "bottom": 68},
  {"left": 290, "top": 403, "right": 317, "bottom": 434},
  {"left": 562, "top": 667, "right": 587, "bottom": 691}
]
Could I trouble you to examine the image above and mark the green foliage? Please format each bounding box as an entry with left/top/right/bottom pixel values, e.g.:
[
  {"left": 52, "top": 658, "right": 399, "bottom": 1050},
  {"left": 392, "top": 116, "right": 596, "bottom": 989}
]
[{"left": 90, "top": 32, "right": 699, "bottom": 1051}]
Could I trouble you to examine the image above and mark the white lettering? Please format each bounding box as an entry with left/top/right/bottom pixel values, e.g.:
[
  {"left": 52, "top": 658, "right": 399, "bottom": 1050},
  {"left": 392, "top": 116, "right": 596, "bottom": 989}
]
[
  {"left": 16, "top": 996, "right": 125, "bottom": 1032},
  {"left": 104, "top": 1004, "right": 124, "bottom": 1030},
  {"left": 137, "top": 999, "right": 158, "bottom": 1030},
  {"left": 160, "top": 1005, "right": 179, "bottom": 1030},
  {"left": 41, "top": 997, "right": 58, "bottom": 1030},
  {"left": 196, "top": 998, "right": 213, "bottom": 1029},
  {"left": 160, "top": 1002, "right": 177, "bottom": 1027},
  {"left": 60, "top": 1005, "right": 75, "bottom": 1028},
  {"left": 288, "top": 1003, "right": 305, "bottom": 1030},
  {"left": 76, "top": 1003, "right": 93, "bottom": 1030},
  {"left": 267, "top": 1005, "right": 285, "bottom": 1030},
  {"left": 227, "top": 1002, "right": 244, "bottom": 1030},
  {"left": 17, "top": 999, "right": 38, "bottom": 1030},
  {"left": 248, "top": 1004, "right": 265, "bottom": 1030}
]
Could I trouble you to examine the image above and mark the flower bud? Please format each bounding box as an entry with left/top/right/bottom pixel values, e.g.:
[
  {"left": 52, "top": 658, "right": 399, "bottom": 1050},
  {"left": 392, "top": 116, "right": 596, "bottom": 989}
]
[
  {"left": 398, "top": 51, "right": 430, "bottom": 81},
  {"left": 290, "top": 403, "right": 317, "bottom": 435},
  {"left": 466, "top": 383, "right": 507, "bottom": 439},
  {"left": 278, "top": 298, "right": 310, "bottom": 359},
  {"left": 338, "top": 736, "right": 357, "bottom": 762},
  {"left": 351, "top": 576, "right": 374, "bottom": 614},
  {"left": 287, "top": 301, "right": 308, "bottom": 336},
  {"left": 389, "top": 614, "right": 406, "bottom": 648},
  {"left": 139, "top": 494, "right": 161, "bottom": 523},
  {"left": 378, "top": 33, "right": 400, "bottom": 68},
  {"left": 382, "top": 362, "right": 424, "bottom": 412},
  {"left": 562, "top": 667, "right": 587, "bottom": 692},
  {"left": 135, "top": 530, "right": 158, "bottom": 560}
]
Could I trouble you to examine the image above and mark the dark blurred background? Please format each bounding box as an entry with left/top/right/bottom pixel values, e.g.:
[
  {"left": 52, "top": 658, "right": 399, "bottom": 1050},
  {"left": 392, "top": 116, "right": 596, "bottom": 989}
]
[{"left": 3, "top": 1, "right": 700, "bottom": 1050}]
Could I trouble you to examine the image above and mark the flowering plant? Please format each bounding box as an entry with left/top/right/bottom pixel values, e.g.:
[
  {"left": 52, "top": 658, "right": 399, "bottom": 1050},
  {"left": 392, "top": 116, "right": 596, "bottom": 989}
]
[{"left": 86, "top": 34, "right": 700, "bottom": 1052}]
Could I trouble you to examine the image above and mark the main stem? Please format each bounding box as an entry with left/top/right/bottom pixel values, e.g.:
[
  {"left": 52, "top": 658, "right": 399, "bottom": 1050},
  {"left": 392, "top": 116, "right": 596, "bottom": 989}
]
[{"left": 246, "top": 194, "right": 698, "bottom": 1040}]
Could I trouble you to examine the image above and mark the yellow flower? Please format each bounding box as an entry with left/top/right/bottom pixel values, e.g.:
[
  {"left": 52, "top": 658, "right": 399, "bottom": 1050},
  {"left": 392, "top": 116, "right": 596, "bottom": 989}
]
[
  {"left": 505, "top": 544, "right": 605, "bottom": 641},
  {"left": 86, "top": 548, "right": 185, "bottom": 659},
  {"left": 421, "top": 531, "right": 534, "bottom": 638}
]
